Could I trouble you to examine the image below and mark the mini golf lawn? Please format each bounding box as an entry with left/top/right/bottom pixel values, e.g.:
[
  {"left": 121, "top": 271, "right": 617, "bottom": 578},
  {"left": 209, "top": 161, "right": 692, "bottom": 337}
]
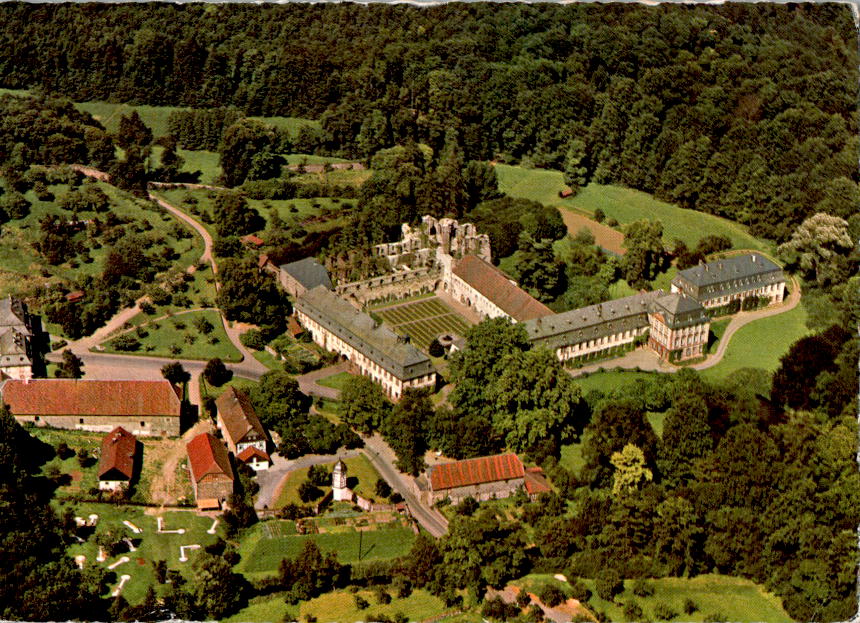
[{"left": 62, "top": 503, "right": 221, "bottom": 606}]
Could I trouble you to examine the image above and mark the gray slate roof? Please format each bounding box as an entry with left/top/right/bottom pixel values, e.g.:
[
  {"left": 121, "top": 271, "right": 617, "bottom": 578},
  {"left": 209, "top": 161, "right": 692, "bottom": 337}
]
[
  {"left": 524, "top": 291, "right": 663, "bottom": 349},
  {"left": 296, "top": 286, "right": 434, "bottom": 381},
  {"left": 672, "top": 254, "right": 784, "bottom": 300},
  {"left": 651, "top": 293, "right": 709, "bottom": 330},
  {"left": 0, "top": 297, "right": 29, "bottom": 333},
  {"left": 280, "top": 257, "right": 333, "bottom": 291}
]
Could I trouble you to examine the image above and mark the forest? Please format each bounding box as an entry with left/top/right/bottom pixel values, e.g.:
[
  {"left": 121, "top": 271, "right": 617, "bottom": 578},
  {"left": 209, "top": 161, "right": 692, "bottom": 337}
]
[{"left": 0, "top": 2, "right": 856, "bottom": 242}]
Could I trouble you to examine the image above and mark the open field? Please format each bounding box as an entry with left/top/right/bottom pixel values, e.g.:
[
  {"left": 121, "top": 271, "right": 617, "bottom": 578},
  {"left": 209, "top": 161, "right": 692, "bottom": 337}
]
[
  {"left": 251, "top": 117, "right": 320, "bottom": 135},
  {"left": 559, "top": 208, "right": 626, "bottom": 255},
  {"left": 101, "top": 309, "right": 241, "bottom": 362},
  {"left": 376, "top": 296, "right": 472, "bottom": 351},
  {"left": 302, "top": 588, "right": 447, "bottom": 623},
  {"left": 61, "top": 502, "right": 221, "bottom": 606},
  {"left": 580, "top": 574, "right": 792, "bottom": 623},
  {"left": 700, "top": 303, "right": 808, "bottom": 381},
  {"left": 237, "top": 519, "right": 415, "bottom": 577},
  {"left": 74, "top": 101, "right": 189, "bottom": 138},
  {"left": 494, "top": 165, "right": 771, "bottom": 252}
]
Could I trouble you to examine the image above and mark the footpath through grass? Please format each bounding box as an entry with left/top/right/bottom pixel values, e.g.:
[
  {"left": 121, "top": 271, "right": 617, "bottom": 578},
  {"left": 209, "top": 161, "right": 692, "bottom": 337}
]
[{"left": 495, "top": 164, "right": 771, "bottom": 252}]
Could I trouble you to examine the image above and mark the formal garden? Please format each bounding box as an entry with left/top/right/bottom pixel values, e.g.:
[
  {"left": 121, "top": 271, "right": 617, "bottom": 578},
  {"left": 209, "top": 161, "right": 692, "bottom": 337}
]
[{"left": 375, "top": 296, "right": 473, "bottom": 352}]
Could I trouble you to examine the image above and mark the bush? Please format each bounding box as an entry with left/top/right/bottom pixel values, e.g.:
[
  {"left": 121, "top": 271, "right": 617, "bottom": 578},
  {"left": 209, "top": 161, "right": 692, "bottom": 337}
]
[
  {"left": 298, "top": 481, "right": 323, "bottom": 503},
  {"left": 375, "top": 478, "right": 392, "bottom": 499},
  {"left": 652, "top": 601, "right": 677, "bottom": 621},
  {"left": 482, "top": 596, "right": 520, "bottom": 622},
  {"left": 683, "top": 598, "right": 697, "bottom": 615},
  {"left": 374, "top": 585, "right": 391, "bottom": 605},
  {"left": 428, "top": 338, "right": 444, "bottom": 357},
  {"left": 631, "top": 578, "right": 654, "bottom": 597},
  {"left": 606, "top": 217, "right": 619, "bottom": 227},
  {"left": 623, "top": 599, "right": 643, "bottom": 622},
  {"left": 538, "top": 584, "right": 567, "bottom": 607},
  {"left": 516, "top": 590, "right": 532, "bottom": 608},
  {"left": 593, "top": 208, "right": 606, "bottom": 223},
  {"left": 567, "top": 579, "right": 591, "bottom": 602},
  {"left": 56, "top": 442, "right": 74, "bottom": 460},
  {"left": 140, "top": 301, "right": 156, "bottom": 315},
  {"left": 203, "top": 357, "right": 232, "bottom": 386},
  {"left": 454, "top": 496, "right": 479, "bottom": 516},
  {"left": 307, "top": 464, "right": 329, "bottom": 487},
  {"left": 112, "top": 334, "right": 141, "bottom": 351},
  {"left": 354, "top": 595, "right": 369, "bottom": 610},
  {"left": 240, "top": 329, "right": 266, "bottom": 350},
  {"left": 595, "top": 570, "right": 624, "bottom": 602}
]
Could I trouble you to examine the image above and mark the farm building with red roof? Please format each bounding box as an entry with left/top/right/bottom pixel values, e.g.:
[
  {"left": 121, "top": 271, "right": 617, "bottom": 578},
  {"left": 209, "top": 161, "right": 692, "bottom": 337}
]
[
  {"left": 97, "top": 427, "right": 139, "bottom": 491},
  {"left": 428, "top": 453, "right": 528, "bottom": 504},
  {"left": 2, "top": 379, "right": 182, "bottom": 436},
  {"left": 446, "top": 255, "right": 553, "bottom": 323},
  {"left": 186, "top": 432, "right": 234, "bottom": 509},
  {"left": 215, "top": 387, "right": 270, "bottom": 471}
]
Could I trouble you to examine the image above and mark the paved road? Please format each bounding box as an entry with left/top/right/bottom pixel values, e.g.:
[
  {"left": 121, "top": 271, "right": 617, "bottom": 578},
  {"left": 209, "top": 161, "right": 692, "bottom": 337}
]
[{"left": 362, "top": 433, "right": 449, "bottom": 537}]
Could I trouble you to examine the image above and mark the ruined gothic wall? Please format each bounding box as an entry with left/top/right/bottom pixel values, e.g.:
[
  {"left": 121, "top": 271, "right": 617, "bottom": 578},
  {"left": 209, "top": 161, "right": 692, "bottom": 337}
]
[{"left": 336, "top": 269, "right": 441, "bottom": 306}]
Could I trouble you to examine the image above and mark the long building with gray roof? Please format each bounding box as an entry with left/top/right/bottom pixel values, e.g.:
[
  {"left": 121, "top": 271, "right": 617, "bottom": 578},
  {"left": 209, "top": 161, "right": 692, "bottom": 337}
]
[
  {"left": 295, "top": 286, "right": 436, "bottom": 399},
  {"left": 525, "top": 290, "right": 710, "bottom": 362},
  {"left": 671, "top": 253, "right": 786, "bottom": 309}
]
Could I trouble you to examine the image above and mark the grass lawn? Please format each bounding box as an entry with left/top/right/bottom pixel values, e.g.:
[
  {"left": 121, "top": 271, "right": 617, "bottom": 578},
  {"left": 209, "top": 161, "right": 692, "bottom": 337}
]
[
  {"left": 707, "top": 318, "right": 732, "bottom": 354},
  {"left": 34, "top": 428, "right": 103, "bottom": 496},
  {"left": 274, "top": 454, "right": 382, "bottom": 509},
  {"left": 495, "top": 165, "right": 771, "bottom": 253},
  {"left": 0, "top": 181, "right": 201, "bottom": 300},
  {"left": 646, "top": 411, "right": 667, "bottom": 438},
  {"left": 252, "top": 348, "right": 285, "bottom": 371},
  {"left": 251, "top": 117, "right": 320, "bottom": 135},
  {"left": 317, "top": 371, "right": 354, "bottom": 391},
  {"left": 284, "top": 153, "right": 350, "bottom": 165},
  {"left": 237, "top": 520, "right": 415, "bottom": 577},
  {"left": 60, "top": 502, "right": 221, "bottom": 606},
  {"left": 301, "top": 588, "right": 447, "bottom": 623},
  {"left": 580, "top": 574, "right": 792, "bottom": 623},
  {"left": 559, "top": 436, "right": 588, "bottom": 477},
  {"left": 74, "top": 101, "right": 189, "bottom": 138},
  {"left": 573, "top": 369, "right": 660, "bottom": 394},
  {"left": 150, "top": 146, "right": 222, "bottom": 186},
  {"left": 101, "top": 309, "right": 241, "bottom": 362},
  {"left": 700, "top": 303, "right": 808, "bottom": 381},
  {"left": 292, "top": 167, "right": 372, "bottom": 187}
]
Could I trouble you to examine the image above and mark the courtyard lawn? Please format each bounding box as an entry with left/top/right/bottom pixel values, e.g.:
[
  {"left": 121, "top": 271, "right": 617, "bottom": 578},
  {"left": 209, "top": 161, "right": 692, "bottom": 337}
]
[
  {"left": 237, "top": 520, "right": 416, "bottom": 577},
  {"left": 700, "top": 303, "right": 808, "bottom": 381},
  {"left": 61, "top": 502, "right": 221, "bottom": 606},
  {"left": 274, "top": 454, "right": 382, "bottom": 509},
  {"left": 376, "top": 297, "right": 473, "bottom": 351},
  {"left": 495, "top": 164, "right": 771, "bottom": 253},
  {"left": 100, "top": 309, "right": 241, "bottom": 362},
  {"left": 580, "top": 574, "right": 792, "bottom": 623},
  {"left": 317, "top": 371, "right": 354, "bottom": 391}
]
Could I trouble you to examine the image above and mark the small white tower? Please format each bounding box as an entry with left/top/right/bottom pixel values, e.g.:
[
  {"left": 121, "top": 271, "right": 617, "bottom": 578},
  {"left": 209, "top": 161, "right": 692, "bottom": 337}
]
[{"left": 332, "top": 459, "right": 351, "bottom": 502}]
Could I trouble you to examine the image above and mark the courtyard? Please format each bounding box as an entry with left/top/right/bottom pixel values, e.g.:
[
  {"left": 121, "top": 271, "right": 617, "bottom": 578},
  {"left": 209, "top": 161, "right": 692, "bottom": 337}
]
[{"left": 374, "top": 296, "right": 473, "bottom": 351}]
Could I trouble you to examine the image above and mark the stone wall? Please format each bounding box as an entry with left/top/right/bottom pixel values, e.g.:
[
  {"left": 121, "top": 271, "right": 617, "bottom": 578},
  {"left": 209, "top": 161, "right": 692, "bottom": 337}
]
[
  {"left": 336, "top": 269, "right": 440, "bottom": 306},
  {"left": 15, "top": 414, "right": 180, "bottom": 437},
  {"left": 194, "top": 474, "right": 233, "bottom": 501},
  {"left": 429, "top": 477, "right": 525, "bottom": 505}
]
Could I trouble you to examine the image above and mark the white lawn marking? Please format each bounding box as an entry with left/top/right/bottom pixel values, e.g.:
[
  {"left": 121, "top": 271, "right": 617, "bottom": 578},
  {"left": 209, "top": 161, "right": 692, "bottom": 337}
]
[
  {"left": 107, "top": 556, "right": 130, "bottom": 570},
  {"left": 554, "top": 574, "right": 568, "bottom": 583},
  {"left": 178, "top": 544, "right": 201, "bottom": 562},
  {"left": 122, "top": 520, "right": 142, "bottom": 534},
  {"left": 111, "top": 574, "right": 131, "bottom": 597},
  {"left": 74, "top": 555, "right": 86, "bottom": 569},
  {"left": 74, "top": 516, "right": 87, "bottom": 527},
  {"left": 207, "top": 518, "right": 219, "bottom": 534},
  {"left": 88, "top": 514, "right": 99, "bottom": 526},
  {"left": 97, "top": 547, "right": 107, "bottom": 562},
  {"left": 123, "top": 538, "right": 138, "bottom": 552},
  {"left": 157, "top": 516, "right": 186, "bottom": 534}
]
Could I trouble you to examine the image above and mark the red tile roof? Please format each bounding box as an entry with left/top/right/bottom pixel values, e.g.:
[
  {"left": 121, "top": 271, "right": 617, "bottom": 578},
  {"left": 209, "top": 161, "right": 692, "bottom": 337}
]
[
  {"left": 524, "top": 467, "right": 552, "bottom": 496},
  {"left": 186, "top": 433, "right": 233, "bottom": 484},
  {"left": 258, "top": 254, "right": 271, "bottom": 269},
  {"left": 430, "top": 453, "right": 525, "bottom": 491},
  {"left": 452, "top": 255, "right": 554, "bottom": 322},
  {"left": 2, "top": 380, "right": 182, "bottom": 417},
  {"left": 237, "top": 446, "right": 270, "bottom": 464},
  {"left": 98, "top": 427, "right": 137, "bottom": 481},
  {"left": 65, "top": 290, "right": 85, "bottom": 303},
  {"left": 287, "top": 316, "right": 303, "bottom": 337},
  {"left": 241, "top": 234, "right": 265, "bottom": 247},
  {"left": 215, "top": 387, "right": 267, "bottom": 448}
]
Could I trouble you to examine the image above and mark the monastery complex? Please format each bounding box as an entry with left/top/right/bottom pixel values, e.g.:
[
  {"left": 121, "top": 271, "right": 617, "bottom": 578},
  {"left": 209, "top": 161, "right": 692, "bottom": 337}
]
[{"left": 289, "top": 216, "right": 787, "bottom": 394}]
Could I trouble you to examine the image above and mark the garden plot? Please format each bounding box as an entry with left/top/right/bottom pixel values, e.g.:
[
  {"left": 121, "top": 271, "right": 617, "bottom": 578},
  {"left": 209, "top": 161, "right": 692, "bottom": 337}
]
[{"left": 375, "top": 297, "right": 472, "bottom": 351}]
